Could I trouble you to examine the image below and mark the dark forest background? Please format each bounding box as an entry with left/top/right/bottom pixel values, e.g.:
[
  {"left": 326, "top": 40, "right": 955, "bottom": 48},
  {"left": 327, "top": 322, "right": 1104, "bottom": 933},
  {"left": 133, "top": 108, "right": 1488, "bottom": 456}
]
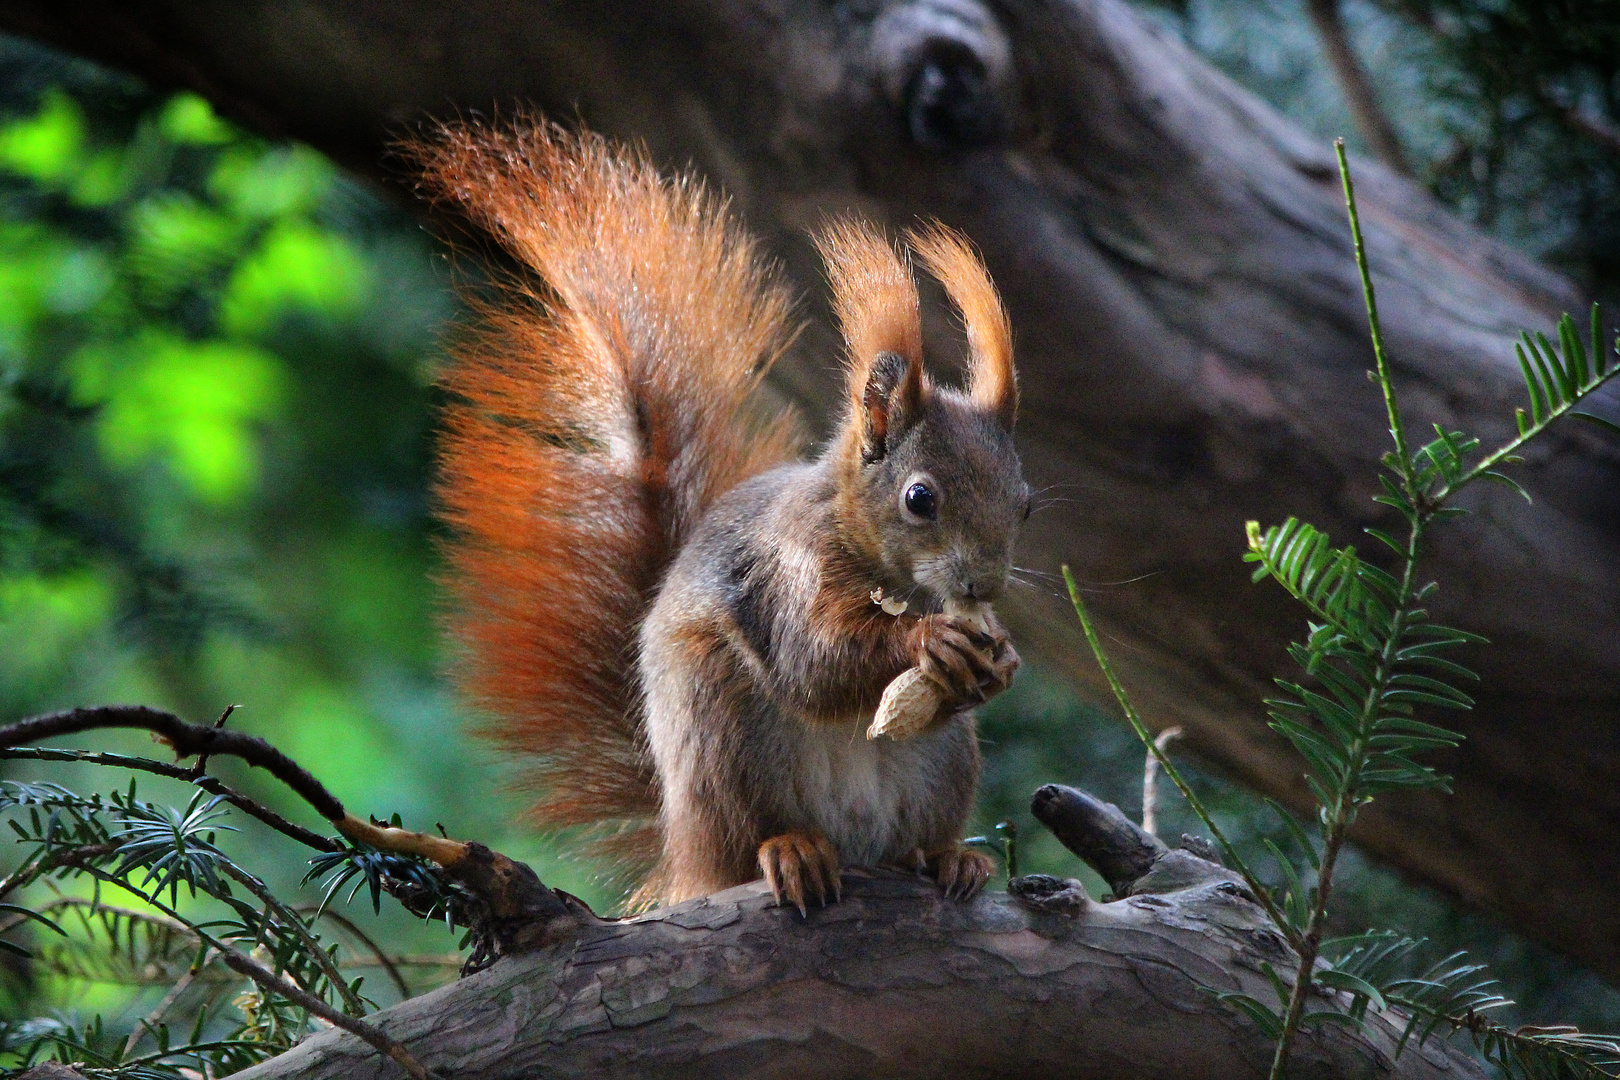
[{"left": 2, "top": 0, "right": 1617, "bottom": 1051}]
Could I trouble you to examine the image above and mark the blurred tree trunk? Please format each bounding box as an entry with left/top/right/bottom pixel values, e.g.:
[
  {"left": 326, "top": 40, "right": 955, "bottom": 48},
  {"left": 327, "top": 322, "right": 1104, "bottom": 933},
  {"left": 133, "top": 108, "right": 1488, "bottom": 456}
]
[{"left": 2, "top": 0, "right": 1617, "bottom": 981}]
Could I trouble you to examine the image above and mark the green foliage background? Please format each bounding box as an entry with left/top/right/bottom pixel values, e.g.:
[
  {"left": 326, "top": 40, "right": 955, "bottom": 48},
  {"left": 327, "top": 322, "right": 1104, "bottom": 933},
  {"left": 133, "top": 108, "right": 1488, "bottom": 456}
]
[
  {"left": 1, "top": 1, "right": 1618, "bottom": 1059},
  {"left": 0, "top": 40, "right": 590, "bottom": 1030}
]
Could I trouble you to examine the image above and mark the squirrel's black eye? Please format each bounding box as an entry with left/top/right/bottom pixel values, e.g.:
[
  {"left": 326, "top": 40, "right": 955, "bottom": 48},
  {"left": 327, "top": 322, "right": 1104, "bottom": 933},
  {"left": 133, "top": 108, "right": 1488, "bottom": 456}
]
[{"left": 903, "top": 481, "right": 938, "bottom": 521}]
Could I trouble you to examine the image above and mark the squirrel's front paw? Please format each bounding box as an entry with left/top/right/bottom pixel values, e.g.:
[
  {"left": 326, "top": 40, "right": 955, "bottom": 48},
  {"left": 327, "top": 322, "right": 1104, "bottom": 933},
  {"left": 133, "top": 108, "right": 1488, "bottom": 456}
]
[
  {"left": 926, "top": 844, "right": 995, "bottom": 900},
  {"left": 758, "top": 832, "right": 841, "bottom": 915},
  {"left": 912, "top": 613, "right": 1021, "bottom": 712}
]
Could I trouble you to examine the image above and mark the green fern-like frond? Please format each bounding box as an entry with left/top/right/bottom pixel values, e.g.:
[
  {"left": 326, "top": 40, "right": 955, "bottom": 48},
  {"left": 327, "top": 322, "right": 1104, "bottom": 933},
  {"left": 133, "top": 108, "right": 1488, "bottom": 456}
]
[
  {"left": 1214, "top": 989, "right": 1287, "bottom": 1039},
  {"left": 1319, "top": 934, "right": 1497, "bottom": 1039},
  {"left": 1412, "top": 427, "right": 1482, "bottom": 493},
  {"left": 304, "top": 845, "right": 461, "bottom": 926},
  {"left": 1, "top": 776, "right": 382, "bottom": 1050},
  {"left": 1478, "top": 1027, "right": 1620, "bottom": 1080},
  {"left": 1243, "top": 519, "right": 1388, "bottom": 645},
  {"left": 110, "top": 791, "right": 239, "bottom": 907},
  {"left": 1516, "top": 307, "right": 1616, "bottom": 434},
  {"left": 1421, "top": 305, "right": 1620, "bottom": 506},
  {"left": 3, "top": 779, "right": 120, "bottom": 854},
  {"left": 1211, "top": 148, "right": 1620, "bottom": 1080},
  {"left": 1393, "top": 951, "right": 1514, "bottom": 1045},
  {"left": 1323, "top": 935, "right": 1620, "bottom": 1079},
  {"left": 2, "top": 1010, "right": 284, "bottom": 1079}
]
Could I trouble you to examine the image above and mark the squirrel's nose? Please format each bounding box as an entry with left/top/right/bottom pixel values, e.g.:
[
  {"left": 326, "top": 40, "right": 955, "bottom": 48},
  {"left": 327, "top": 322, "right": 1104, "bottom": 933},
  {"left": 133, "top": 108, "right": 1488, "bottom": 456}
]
[{"left": 960, "top": 576, "right": 1002, "bottom": 603}]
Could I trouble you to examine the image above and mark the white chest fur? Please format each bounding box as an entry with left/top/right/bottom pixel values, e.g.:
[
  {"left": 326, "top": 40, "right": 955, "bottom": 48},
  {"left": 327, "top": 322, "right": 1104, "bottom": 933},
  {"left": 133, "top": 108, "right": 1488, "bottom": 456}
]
[{"left": 782, "top": 717, "right": 928, "bottom": 865}]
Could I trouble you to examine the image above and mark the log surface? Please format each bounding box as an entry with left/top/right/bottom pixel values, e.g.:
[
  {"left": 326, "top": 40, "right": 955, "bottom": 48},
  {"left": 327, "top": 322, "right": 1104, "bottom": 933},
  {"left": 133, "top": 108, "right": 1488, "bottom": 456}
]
[
  {"left": 232, "top": 870, "right": 1486, "bottom": 1080},
  {"left": 1, "top": 0, "right": 1616, "bottom": 977}
]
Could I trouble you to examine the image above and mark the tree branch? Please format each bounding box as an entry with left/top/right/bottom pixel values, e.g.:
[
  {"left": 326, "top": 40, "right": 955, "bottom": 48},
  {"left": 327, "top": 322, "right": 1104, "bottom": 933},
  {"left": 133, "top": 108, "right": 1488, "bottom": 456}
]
[
  {"left": 2, "top": 706, "right": 576, "bottom": 952},
  {"left": 232, "top": 789, "right": 1486, "bottom": 1080},
  {"left": 2, "top": 745, "right": 339, "bottom": 853},
  {"left": 1, "top": 706, "right": 346, "bottom": 819}
]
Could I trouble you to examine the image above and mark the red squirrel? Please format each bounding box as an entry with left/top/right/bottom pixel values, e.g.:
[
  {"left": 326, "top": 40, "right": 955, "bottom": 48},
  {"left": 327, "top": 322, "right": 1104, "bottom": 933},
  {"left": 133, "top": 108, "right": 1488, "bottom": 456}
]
[{"left": 412, "top": 120, "right": 1026, "bottom": 912}]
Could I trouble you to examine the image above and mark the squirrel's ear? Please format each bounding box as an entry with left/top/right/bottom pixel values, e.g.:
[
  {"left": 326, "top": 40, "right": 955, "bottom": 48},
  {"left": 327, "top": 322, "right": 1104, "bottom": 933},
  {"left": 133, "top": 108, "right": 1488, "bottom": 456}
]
[
  {"left": 861, "top": 349, "right": 924, "bottom": 462},
  {"left": 908, "top": 222, "right": 1016, "bottom": 430},
  {"left": 815, "top": 218, "right": 926, "bottom": 462}
]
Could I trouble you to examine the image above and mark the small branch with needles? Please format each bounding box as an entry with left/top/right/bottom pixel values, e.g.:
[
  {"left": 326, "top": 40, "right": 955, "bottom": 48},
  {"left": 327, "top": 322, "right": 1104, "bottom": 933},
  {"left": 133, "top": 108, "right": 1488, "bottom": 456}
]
[{"left": 1, "top": 702, "right": 587, "bottom": 1080}]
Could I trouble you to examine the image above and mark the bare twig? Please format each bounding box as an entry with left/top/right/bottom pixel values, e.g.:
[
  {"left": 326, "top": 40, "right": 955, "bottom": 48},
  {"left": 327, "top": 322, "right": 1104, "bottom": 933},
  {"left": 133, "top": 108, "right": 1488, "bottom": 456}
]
[
  {"left": 0, "top": 842, "right": 120, "bottom": 903},
  {"left": 1, "top": 706, "right": 346, "bottom": 820},
  {"left": 335, "top": 814, "right": 467, "bottom": 866},
  {"left": 187, "top": 702, "right": 239, "bottom": 780},
  {"left": 298, "top": 905, "right": 413, "bottom": 1001},
  {"left": 1141, "top": 726, "right": 1183, "bottom": 838},
  {"left": 124, "top": 965, "right": 200, "bottom": 1057}
]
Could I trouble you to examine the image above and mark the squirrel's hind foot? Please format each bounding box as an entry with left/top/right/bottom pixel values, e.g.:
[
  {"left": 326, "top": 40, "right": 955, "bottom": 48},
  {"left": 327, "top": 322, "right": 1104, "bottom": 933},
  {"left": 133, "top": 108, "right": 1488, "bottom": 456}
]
[
  {"left": 758, "top": 832, "right": 842, "bottom": 915},
  {"left": 926, "top": 844, "right": 995, "bottom": 900}
]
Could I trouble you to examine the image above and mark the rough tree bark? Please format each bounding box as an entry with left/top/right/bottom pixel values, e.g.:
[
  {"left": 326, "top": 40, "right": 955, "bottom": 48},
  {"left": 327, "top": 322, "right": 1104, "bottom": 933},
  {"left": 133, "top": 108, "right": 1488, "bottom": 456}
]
[
  {"left": 228, "top": 880, "right": 1474, "bottom": 1080},
  {"left": 225, "top": 789, "right": 1487, "bottom": 1080},
  {"left": 1, "top": 0, "right": 1616, "bottom": 981}
]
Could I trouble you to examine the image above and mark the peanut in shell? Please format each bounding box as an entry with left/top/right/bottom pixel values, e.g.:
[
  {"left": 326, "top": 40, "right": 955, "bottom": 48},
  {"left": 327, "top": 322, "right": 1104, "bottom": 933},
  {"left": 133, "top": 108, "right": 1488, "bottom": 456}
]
[{"left": 866, "top": 600, "right": 991, "bottom": 741}]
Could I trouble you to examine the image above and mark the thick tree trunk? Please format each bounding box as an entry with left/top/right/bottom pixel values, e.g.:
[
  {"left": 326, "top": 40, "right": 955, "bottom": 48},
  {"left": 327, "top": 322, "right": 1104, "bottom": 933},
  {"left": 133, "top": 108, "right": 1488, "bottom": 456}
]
[
  {"left": 230, "top": 870, "right": 1484, "bottom": 1080},
  {"left": 2, "top": 0, "right": 1616, "bottom": 981}
]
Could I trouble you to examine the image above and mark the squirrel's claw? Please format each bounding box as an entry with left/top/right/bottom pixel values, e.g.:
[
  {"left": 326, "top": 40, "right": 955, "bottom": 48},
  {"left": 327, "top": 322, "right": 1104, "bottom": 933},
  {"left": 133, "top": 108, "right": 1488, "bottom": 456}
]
[
  {"left": 759, "top": 832, "right": 841, "bottom": 915},
  {"left": 927, "top": 844, "right": 995, "bottom": 901},
  {"left": 914, "top": 614, "right": 1020, "bottom": 712},
  {"left": 982, "top": 635, "right": 1021, "bottom": 699}
]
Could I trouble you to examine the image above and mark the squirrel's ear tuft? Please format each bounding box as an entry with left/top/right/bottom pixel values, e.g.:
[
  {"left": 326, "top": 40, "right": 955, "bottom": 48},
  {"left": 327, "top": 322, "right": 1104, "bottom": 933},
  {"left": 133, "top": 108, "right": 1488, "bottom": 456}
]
[
  {"left": 815, "top": 218, "right": 925, "bottom": 461},
  {"left": 908, "top": 222, "right": 1016, "bottom": 430}
]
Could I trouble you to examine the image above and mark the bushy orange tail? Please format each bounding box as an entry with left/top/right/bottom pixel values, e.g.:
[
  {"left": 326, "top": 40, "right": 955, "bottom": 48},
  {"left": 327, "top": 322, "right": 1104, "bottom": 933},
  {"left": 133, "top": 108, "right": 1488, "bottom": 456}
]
[{"left": 410, "top": 120, "right": 801, "bottom": 880}]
